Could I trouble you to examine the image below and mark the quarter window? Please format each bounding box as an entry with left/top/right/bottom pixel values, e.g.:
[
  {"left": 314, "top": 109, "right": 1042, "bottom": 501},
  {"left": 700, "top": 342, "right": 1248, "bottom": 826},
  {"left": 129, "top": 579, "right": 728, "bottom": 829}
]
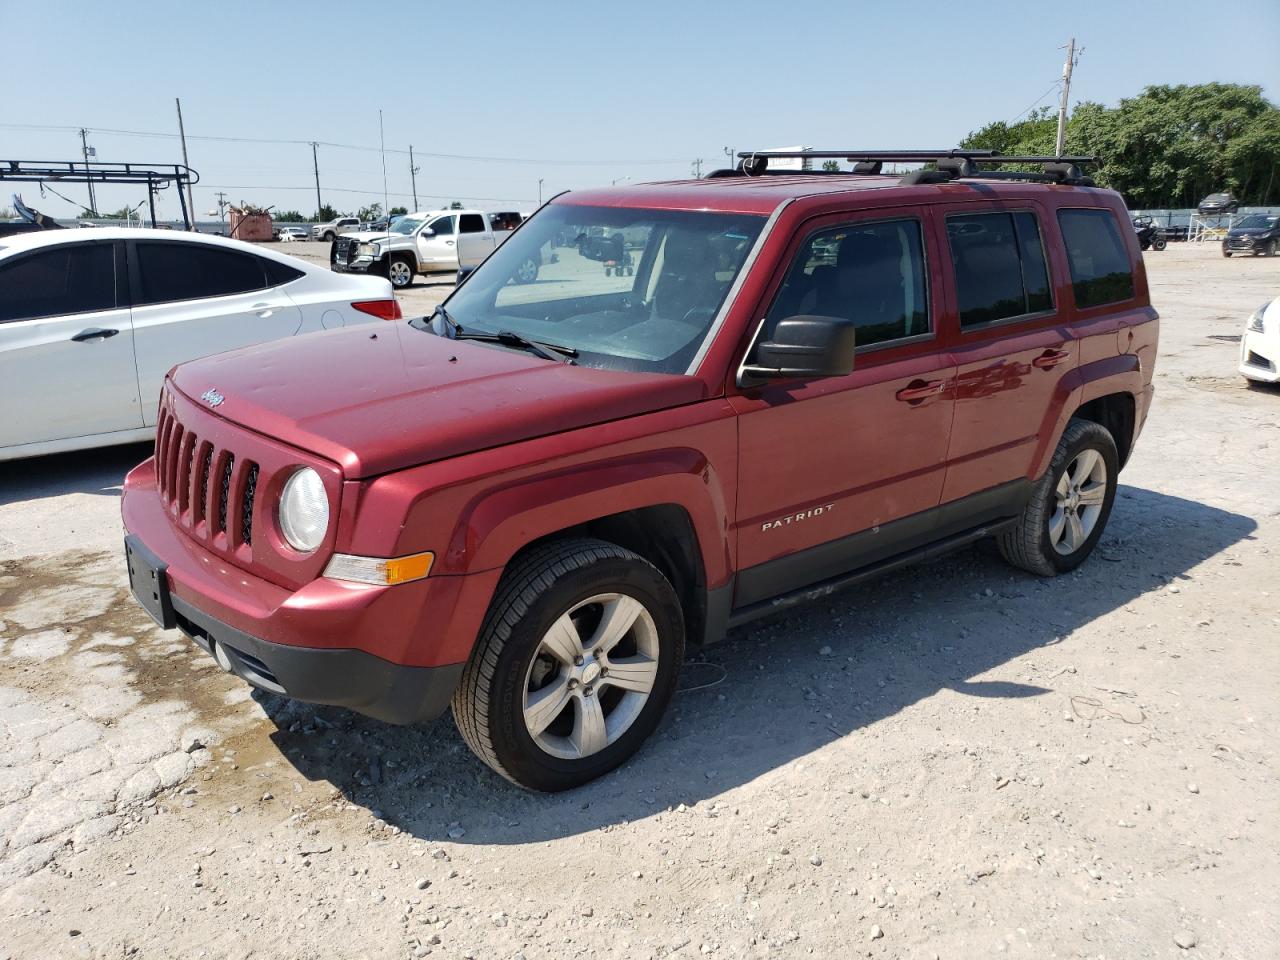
[
  {"left": 760, "top": 218, "right": 929, "bottom": 350},
  {"left": 1057, "top": 209, "right": 1134, "bottom": 308},
  {"left": 135, "top": 242, "right": 266, "bottom": 305},
  {"left": 458, "top": 214, "right": 486, "bottom": 234},
  {"left": 0, "top": 243, "right": 116, "bottom": 323},
  {"left": 947, "top": 212, "right": 1053, "bottom": 327}
]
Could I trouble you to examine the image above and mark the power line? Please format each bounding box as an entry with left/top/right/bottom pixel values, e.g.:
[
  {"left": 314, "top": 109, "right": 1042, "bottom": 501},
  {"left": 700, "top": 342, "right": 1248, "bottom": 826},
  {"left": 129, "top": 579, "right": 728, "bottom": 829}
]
[
  {"left": 0, "top": 120, "right": 686, "bottom": 166},
  {"left": 202, "top": 183, "right": 532, "bottom": 203},
  {"left": 1009, "top": 79, "right": 1063, "bottom": 125}
]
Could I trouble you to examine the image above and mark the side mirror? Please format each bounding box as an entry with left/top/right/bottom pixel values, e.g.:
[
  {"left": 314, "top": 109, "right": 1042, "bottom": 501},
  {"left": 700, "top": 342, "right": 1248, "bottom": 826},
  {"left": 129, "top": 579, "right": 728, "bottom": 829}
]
[
  {"left": 421, "top": 227, "right": 435, "bottom": 237},
  {"left": 739, "top": 315, "right": 856, "bottom": 386}
]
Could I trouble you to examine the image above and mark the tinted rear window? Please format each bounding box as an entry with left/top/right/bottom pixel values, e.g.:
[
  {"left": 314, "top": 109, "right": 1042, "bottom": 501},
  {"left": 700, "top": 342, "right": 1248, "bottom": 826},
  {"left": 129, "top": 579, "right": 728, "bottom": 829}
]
[
  {"left": 947, "top": 212, "right": 1053, "bottom": 326},
  {"left": 0, "top": 243, "right": 116, "bottom": 323},
  {"left": 1057, "top": 209, "right": 1134, "bottom": 308},
  {"left": 135, "top": 242, "right": 267, "bottom": 305},
  {"left": 262, "top": 258, "right": 305, "bottom": 286}
]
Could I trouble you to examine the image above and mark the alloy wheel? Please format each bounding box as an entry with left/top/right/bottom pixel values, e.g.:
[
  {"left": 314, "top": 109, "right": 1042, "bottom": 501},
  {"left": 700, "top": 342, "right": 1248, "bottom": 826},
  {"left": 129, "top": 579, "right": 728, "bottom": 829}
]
[
  {"left": 389, "top": 260, "right": 413, "bottom": 287},
  {"left": 1050, "top": 448, "right": 1107, "bottom": 555},
  {"left": 522, "top": 593, "right": 659, "bottom": 760}
]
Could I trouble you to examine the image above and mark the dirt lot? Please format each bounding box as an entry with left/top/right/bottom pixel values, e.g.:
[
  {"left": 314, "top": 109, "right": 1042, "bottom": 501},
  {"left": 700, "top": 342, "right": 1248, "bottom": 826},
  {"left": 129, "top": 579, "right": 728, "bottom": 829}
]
[{"left": 1, "top": 243, "right": 1277, "bottom": 959}]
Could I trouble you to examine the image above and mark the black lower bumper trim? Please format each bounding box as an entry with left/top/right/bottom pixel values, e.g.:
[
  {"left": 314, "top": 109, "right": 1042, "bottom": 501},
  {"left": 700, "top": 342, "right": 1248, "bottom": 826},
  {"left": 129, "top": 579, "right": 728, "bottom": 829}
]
[{"left": 170, "top": 595, "right": 463, "bottom": 725}]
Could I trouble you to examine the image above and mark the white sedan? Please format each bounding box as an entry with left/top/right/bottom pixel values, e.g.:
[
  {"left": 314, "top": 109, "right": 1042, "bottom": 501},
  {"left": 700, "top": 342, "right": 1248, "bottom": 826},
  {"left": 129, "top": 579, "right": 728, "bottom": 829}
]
[
  {"left": 1241, "top": 296, "right": 1280, "bottom": 385},
  {"left": 0, "top": 227, "right": 401, "bottom": 461},
  {"left": 276, "top": 227, "right": 308, "bottom": 242}
]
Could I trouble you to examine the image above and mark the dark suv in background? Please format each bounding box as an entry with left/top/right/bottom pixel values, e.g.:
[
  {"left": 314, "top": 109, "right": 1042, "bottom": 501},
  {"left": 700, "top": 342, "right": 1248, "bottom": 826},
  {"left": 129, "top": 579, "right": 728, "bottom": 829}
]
[{"left": 1223, "top": 213, "right": 1280, "bottom": 257}]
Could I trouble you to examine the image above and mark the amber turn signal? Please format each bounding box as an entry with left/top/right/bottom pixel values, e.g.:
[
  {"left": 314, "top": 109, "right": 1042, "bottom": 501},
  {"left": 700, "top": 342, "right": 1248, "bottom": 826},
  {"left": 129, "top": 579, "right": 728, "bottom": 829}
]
[{"left": 323, "top": 551, "right": 434, "bottom": 585}]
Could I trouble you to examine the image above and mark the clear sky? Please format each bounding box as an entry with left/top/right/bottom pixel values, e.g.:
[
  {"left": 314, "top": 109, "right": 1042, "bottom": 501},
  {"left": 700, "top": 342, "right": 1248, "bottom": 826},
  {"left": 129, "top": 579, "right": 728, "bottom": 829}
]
[{"left": 3, "top": 0, "right": 1278, "bottom": 221}]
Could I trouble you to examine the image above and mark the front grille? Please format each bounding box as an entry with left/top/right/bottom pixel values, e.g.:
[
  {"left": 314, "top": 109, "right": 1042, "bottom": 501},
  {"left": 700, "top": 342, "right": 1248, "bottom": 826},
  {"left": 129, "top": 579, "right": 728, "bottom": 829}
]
[
  {"left": 156, "top": 406, "right": 261, "bottom": 551},
  {"left": 1246, "top": 350, "right": 1275, "bottom": 371},
  {"left": 332, "top": 236, "right": 356, "bottom": 265}
]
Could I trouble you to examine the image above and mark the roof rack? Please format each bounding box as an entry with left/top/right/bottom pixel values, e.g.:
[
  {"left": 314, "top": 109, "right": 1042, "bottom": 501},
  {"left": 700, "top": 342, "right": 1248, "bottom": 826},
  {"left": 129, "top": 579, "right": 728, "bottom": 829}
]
[
  {"left": 0, "top": 160, "right": 201, "bottom": 228},
  {"left": 704, "top": 150, "right": 1097, "bottom": 187}
]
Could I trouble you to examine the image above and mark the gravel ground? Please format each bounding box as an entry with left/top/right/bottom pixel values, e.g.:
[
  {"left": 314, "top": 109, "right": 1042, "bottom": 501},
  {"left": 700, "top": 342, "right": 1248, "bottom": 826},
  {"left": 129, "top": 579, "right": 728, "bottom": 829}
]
[{"left": 1, "top": 243, "right": 1277, "bottom": 959}]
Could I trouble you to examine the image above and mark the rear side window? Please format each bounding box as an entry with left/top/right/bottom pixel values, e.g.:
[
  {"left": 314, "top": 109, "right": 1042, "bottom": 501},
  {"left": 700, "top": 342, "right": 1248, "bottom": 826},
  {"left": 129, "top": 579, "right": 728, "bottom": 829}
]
[
  {"left": 763, "top": 219, "right": 929, "bottom": 349},
  {"left": 947, "top": 212, "right": 1053, "bottom": 327},
  {"left": 135, "top": 242, "right": 266, "bottom": 305},
  {"left": 0, "top": 243, "right": 116, "bottom": 323},
  {"left": 458, "top": 214, "right": 486, "bottom": 234},
  {"left": 261, "top": 258, "right": 305, "bottom": 286},
  {"left": 1057, "top": 209, "right": 1134, "bottom": 308}
]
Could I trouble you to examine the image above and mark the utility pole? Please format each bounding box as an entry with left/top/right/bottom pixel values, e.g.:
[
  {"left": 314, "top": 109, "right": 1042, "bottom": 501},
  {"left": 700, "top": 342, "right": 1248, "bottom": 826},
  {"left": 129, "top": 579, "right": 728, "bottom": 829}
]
[
  {"left": 538, "top": 178, "right": 544, "bottom": 205},
  {"left": 1055, "top": 37, "right": 1077, "bottom": 157},
  {"left": 214, "top": 191, "right": 229, "bottom": 230},
  {"left": 691, "top": 158, "right": 704, "bottom": 178},
  {"left": 79, "top": 128, "right": 98, "bottom": 216},
  {"left": 175, "top": 98, "right": 196, "bottom": 229},
  {"left": 409, "top": 145, "right": 420, "bottom": 210},
  {"left": 723, "top": 146, "right": 736, "bottom": 170},
  {"left": 310, "top": 142, "right": 322, "bottom": 217}
]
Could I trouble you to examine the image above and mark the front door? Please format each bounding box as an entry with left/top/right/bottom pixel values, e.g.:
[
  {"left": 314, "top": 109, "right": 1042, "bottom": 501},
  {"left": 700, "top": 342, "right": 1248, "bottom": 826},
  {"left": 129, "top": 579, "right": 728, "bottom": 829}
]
[
  {"left": 416, "top": 214, "right": 457, "bottom": 269},
  {"left": 0, "top": 240, "right": 143, "bottom": 449},
  {"left": 730, "top": 208, "right": 957, "bottom": 607},
  {"left": 128, "top": 240, "right": 302, "bottom": 423}
]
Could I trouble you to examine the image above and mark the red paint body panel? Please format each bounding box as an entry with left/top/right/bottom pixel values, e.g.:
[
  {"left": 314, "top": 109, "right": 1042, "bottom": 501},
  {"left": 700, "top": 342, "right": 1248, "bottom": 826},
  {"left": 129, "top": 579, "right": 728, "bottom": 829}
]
[{"left": 120, "top": 174, "right": 1159, "bottom": 688}]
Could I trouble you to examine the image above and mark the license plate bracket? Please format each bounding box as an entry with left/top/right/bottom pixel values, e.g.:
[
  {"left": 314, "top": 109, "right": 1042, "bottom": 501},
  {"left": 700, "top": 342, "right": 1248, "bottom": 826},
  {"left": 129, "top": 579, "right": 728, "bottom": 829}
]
[{"left": 125, "top": 535, "right": 176, "bottom": 629}]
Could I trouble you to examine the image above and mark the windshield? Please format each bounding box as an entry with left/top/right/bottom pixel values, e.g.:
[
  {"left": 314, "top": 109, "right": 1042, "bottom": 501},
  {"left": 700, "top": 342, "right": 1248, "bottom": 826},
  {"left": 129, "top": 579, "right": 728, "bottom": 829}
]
[
  {"left": 390, "top": 218, "right": 425, "bottom": 235},
  {"left": 436, "top": 204, "right": 765, "bottom": 374},
  {"left": 1236, "top": 215, "right": 1277, "bottom": 230}
]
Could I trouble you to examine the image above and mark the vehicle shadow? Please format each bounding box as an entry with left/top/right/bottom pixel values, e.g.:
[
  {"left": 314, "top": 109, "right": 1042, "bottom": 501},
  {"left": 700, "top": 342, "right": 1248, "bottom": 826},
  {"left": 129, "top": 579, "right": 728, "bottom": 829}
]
[
  {"left": 0, "top": 442, "right": 152, "bottom": 507},
  {"left": 256, "top": 485, "right": 1256, "bottom": 844}
]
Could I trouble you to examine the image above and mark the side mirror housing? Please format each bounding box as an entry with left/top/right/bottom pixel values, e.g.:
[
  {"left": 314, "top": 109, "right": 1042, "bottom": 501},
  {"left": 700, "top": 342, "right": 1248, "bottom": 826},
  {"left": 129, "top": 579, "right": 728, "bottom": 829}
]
[
  {"left": 421, "top": 227, "right": 435, "bottom": 237},
  {"left": 739, "top": 315, "right": 856, "bottom": 386}
]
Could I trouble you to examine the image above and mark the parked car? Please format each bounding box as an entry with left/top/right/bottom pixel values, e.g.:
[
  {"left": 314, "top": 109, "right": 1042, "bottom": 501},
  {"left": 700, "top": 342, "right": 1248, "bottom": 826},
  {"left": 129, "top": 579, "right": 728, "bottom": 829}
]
[
  {"left": 1222, "top": 213, "right": 1280, "bottom": 258},
  {"left": 1240, "top": 296, "right": 1279, "bottom": 385},
  {"left": 276, "top": 226, "right": 308, "bottom": 242},
  {"left": 0, "top": 228, "right": 401, "bottom": 462},
  {"left": 310, "top": 216, "right": 360, "bottom": 242},
  {"left": 121, "top": 158, "right": 1157, "bottom": 791},
  {"left": 331, "top": 209, "right": 515, "bottom": 289},
  {"left": 1198, "top": 192, "right": 1239, "bottom": 216}
]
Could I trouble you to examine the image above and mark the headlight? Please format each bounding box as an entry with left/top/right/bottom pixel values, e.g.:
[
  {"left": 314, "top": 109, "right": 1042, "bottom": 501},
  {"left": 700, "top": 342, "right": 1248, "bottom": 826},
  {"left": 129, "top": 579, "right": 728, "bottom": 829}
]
[
  {"left": 1248, "top": 304, "right": 1268, "bottom": 334},
  {"left": 278, "top": 468, "right": 329, "bottom": 552},
  {"left": 358, "top": 242, "right": 381, "bottom": 257}
]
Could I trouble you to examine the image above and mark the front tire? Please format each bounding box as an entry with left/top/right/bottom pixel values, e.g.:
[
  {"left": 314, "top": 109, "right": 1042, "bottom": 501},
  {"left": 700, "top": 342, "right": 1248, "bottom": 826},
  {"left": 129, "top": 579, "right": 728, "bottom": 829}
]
[
  {"left": 452, "top": 539, "right": 684, "bottom": 791},
  {"left": 387, "top": 255, "right": 415, "bottom": 289},
  {"left": 1152, "top": 237, "right": 1167, "bottom": 251},
  {"left": 998, "top": 419, "right": 1119, "bottom": 576},
  {"left": 323, "top": 231, "right": 336, "bottom": 242}
]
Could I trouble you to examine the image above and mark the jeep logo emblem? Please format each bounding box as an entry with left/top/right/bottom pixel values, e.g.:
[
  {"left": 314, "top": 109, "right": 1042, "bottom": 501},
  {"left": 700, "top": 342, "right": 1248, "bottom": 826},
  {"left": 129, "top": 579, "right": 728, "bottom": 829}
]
[{"left": 201, "top": 388, "right": 225, "bottom": 407}]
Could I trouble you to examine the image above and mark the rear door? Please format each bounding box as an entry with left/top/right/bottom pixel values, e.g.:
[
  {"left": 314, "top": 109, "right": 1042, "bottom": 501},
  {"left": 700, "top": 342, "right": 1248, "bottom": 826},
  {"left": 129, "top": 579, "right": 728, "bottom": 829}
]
[
  {"left": 0, "top": 239, "right": 143, "bottom": 448},
  {"left": 456, "top": 212, "right": 495, "bottom": 269},
  {"left": 730, "top": 207, "right": 957, "bottom": 605},
  {"left": 127, "top": 240, "right": 303, "bottom": 423},
  {"left": 416, "top": 214, "right": 457, "bottom": 268},
  {"left": 939, "top": 204, "right": 1077, "bottom": 503}
]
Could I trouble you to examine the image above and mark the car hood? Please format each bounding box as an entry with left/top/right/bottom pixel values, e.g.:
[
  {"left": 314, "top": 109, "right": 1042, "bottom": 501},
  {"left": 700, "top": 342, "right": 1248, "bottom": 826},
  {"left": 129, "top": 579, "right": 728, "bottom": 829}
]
[
  {"left": 1227, "top": 228, "right": 1272, "bottom": 237},
  {"left": 339, "top": 231, "right": 403, "bottom": 243},
  {"left": 169, "top": 323, "right": 706, "bottom": 478}
]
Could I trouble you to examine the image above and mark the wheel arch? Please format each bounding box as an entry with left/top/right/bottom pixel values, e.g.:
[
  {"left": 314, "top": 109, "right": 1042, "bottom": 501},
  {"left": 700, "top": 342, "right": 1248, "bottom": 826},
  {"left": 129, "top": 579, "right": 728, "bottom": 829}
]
[{"left": 1032, "top": 355, "right": 1144, "bottom": 479}]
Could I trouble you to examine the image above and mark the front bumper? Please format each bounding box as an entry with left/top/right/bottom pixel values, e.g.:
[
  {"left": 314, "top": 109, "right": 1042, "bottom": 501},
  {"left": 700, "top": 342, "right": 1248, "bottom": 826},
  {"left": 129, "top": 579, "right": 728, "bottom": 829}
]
[
  {"left": 332, "top": 257, "right": 377, "bottom": 274},
  {"left": 1240, "top": 330, "right": 1279, "bottom": 382},
  {"left": 170, "top": 588, "right": 462, "bottom": 724},
  {"left": 122, "top": 456, "right": 502, "bottom": 722}
]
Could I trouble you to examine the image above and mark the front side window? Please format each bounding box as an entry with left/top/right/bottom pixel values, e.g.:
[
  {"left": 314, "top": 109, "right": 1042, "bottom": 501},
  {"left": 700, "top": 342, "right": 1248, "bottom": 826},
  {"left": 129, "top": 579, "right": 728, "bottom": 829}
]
[
  {"left": 431, "top": 204, "right": 765, "bottom": 374},
  {"left": 135, "top": 242, "right": 266, "bottom": 305},
  {"left": 459, "top": 213, "right": 486, "bottom": 234},
  {"left": 948, "top": 211, "right": 1053, "bottom": 327},
  {"left": 427, "top": 216, "right": 456, "bottom": 236},
  {"left": 1057, "top": 209, "right": 1135, "bottom": 308},
  {"left": 758, "top": 218, "right": 929, "bottom": 351},
  {"left": 0, "top": 243, "right": 116, "bottom": 323}
]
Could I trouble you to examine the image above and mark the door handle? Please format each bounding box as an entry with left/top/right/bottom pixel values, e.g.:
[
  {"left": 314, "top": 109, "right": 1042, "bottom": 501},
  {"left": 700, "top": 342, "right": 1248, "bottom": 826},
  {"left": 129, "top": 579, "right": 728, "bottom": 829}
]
[
  {"left": 1032, "top": 349, "right": 1071, "bottom": 370},
  {"left": 252, "top": 302, "right": 275, "bottom": 318},
  {"left": 895, "top": 379, "right": 946, "bottom": 402},
  {"left": 445, "top": 240, "right": 455, "bottom": 246},
  {"left": 71, "top": 327, "right": 119, "bottom": 342}
]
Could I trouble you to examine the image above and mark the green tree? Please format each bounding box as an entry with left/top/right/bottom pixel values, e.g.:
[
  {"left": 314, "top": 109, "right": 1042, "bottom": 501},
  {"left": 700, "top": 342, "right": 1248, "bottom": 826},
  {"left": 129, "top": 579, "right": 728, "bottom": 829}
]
[
  {"left": 961, "top": 85, "right": 1280, "bottom": 208},
  {"left": 315, "top": 204, "right": 339, "bottom": 222},
  {"left": 272, "top": 209, "right": 307, "bottom": 222},
  {"left": 99, "top": 206, "right": 135, "bottom": 220},
  {"left": 389, "top": 205, "right": 408, "bottom": 216},
  {"left": 356, "top": 201, "right": 383, "bottom": 222},
  {"left": 449, "top": 200, "right": 463, "bottom": 210},
  {"left": 821, "top": 160, "right": 841, "bottom": 172}
]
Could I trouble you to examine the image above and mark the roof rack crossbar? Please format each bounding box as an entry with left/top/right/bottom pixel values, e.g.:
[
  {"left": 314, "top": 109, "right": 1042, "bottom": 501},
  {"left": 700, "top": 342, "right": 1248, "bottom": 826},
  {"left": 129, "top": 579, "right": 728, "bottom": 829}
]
[{"left": 735, "top": 149, "right": 1096, "bottom": 165}]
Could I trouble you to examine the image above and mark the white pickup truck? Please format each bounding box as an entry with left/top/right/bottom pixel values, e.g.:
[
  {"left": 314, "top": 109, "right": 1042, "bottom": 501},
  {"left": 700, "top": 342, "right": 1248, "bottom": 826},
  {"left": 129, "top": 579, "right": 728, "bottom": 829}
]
[
  {"left": 331, "top": 210, "right": 527, "bottom": 289},
  {"left": 310, "top": 216, "right": 361, "bottom": 242}
]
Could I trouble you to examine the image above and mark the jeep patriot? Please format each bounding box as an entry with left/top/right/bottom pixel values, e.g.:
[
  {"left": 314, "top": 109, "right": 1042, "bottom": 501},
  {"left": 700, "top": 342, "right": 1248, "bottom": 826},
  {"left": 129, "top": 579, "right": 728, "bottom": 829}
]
[{"left": 122, "top": 150, "right": 1158, "bottom": 790}]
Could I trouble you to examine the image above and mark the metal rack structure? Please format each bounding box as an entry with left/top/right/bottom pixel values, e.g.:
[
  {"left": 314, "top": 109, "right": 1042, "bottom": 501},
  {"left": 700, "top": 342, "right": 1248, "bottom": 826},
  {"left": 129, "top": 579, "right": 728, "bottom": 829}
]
[
  {"left": 706, "top": 149, "right": 1099, "bottom": 187},
  {"left": 0, "top": 160, "right": 200, "bottom": 228}
]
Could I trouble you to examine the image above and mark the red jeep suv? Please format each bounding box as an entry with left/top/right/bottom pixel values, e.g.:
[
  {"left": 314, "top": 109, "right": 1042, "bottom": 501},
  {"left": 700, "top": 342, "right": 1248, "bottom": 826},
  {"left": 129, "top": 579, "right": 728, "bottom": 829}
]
[{"left": 122, "top": 150, "right": 1158, "bottom": 790}]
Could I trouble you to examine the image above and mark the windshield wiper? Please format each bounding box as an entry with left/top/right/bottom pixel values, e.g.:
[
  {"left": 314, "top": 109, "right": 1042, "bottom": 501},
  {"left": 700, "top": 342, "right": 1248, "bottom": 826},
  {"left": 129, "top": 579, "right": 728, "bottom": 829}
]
[{"left": 422, "top": 305, "right": 576, "bottom": 363}]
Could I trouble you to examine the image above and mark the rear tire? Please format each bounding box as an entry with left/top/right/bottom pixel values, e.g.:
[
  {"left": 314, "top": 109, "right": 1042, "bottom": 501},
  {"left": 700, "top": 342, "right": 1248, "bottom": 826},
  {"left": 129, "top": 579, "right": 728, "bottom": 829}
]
[
  {"left": 998, "top": 419, "right": 1119, "bottom": 577},
  {"left": 1152, "top": 237, "right": 1167, "bottom": 251},
  {"left": 323, "top": 231, "right": 336, "bottom": 242},
  {"left": 452, "top": 538, "right": 684, "bottom": 791}
]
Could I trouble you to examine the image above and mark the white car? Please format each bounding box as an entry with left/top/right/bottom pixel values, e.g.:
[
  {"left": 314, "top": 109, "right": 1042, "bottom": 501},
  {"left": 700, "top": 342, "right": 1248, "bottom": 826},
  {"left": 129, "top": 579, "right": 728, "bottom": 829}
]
[
  {"left": 276, "top": 227, "right": 308, "bottom": 242},
  {"left": 0, "top": 227, "right": 401, "bottom": 462},
  {"left": 1241, "top": 296, "right": 1280, "bottom": 385}
]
